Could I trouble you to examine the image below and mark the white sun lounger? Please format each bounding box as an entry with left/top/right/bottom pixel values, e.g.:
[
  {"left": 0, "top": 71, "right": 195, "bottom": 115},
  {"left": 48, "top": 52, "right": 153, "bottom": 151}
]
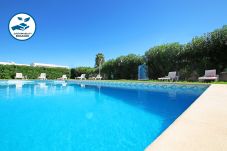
[
  {"left": 76, "top": 74, "right": 86, "bottom": 80},
  {"left": 57, "top": 75, "right": 67, "bottom": 80},
  {"left": 198, "top": 69, "right": 219, "bottom": 81},
  {"left": 95, "top": 74, "right": 102, "bottom": 80},
  {"left": 15, "top": 73, "right": 25, "bottom": 79},
  {"left": 158, "top": 71, "right": 178, "bottom": 81},
  {"left": 91, "top": 74, "right": 102, "bottom": 80},
  {"left": 38, "top": 73, "right": 47, "bottom": 80}
]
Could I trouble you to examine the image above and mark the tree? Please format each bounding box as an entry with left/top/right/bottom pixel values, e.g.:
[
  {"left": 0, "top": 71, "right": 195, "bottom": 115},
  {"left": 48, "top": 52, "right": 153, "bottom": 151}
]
[{"left": 95, "top": 53, "right": 105, "bottom": 67}]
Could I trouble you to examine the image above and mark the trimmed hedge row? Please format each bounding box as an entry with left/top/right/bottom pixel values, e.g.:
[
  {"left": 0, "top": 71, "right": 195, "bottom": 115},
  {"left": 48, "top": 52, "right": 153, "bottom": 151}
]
[
  {"left": 0, "top": 65, "right": 70, "bottom": 79},
  {"left": 102, "top": 54, "right": 144, "bottom": 79},
  {"left": 145, "top": 25, "right": 227, "bottom": 80}
]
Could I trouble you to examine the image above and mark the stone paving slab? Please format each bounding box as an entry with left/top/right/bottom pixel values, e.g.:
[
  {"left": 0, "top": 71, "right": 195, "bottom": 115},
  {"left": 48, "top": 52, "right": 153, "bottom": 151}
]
[{"left": 146, "top": 84, "right": 227, "bottom": 151}]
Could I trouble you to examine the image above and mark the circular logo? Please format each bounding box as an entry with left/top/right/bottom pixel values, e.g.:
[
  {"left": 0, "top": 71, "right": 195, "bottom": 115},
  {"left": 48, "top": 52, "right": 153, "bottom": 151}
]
[{"left": 9, "top": 13, "right": 36, "bottom": 41}]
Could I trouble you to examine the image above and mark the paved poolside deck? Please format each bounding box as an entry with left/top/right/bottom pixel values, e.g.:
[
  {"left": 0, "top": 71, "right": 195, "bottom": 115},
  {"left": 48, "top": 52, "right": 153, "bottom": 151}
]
[{"left": 146, "top": 84, "right": 227, "bottom": 151}]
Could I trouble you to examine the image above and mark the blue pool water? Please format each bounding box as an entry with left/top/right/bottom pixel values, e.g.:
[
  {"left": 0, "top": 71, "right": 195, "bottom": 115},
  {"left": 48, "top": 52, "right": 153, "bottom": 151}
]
[{"left": 0, "top": 80, "right": 208, "bottom": 151}]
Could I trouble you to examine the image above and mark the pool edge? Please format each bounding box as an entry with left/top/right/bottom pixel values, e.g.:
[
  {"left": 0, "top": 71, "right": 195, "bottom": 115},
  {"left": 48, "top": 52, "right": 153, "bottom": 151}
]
[{"left": 145, "top": 84, "right": 227, "bottom": 151}]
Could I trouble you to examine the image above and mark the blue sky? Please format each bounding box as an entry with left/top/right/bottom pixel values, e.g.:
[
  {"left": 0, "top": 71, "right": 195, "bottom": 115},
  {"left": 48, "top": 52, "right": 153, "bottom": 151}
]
[{"left": 0, "top": 0, "right": 227, "bottom": 67}]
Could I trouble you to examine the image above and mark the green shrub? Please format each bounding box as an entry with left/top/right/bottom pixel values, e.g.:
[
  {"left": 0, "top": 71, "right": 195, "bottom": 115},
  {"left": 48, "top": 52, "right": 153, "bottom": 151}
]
[
  {"left": 102, "top": 59, "right": 115, "bottom": 79},
  {"left": 145, "top": 43, "right": 183, "bottom": 79},
  {"left": 102, "top": 54, "right": 144, "bottom": 79},
  {"left": 0, "top": 65, "right": 70, "bottom": 79}
]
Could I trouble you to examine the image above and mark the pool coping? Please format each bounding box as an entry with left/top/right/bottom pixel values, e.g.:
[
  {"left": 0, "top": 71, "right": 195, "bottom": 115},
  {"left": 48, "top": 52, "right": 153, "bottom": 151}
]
[{"left": 145, "top": 84, "right": 227, "bottom": 151}]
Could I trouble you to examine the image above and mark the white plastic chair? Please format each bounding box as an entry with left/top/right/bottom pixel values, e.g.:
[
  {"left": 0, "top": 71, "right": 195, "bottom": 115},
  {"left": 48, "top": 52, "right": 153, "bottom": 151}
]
[
  {"left": 76, "top": 74, "right": 86, "bottom": 80},
  {"left": 38, "top": 73, "right": 47, "bottom": 80}
]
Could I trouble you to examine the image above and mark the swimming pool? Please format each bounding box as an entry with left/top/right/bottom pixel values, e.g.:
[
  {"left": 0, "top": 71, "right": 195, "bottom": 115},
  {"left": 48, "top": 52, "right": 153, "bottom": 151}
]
[{"left": 0, "top": 80, "right": 208, "bottom": 151}]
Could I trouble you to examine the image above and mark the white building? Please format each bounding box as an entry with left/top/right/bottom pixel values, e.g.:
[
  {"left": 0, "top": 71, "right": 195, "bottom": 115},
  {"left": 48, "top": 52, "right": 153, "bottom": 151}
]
[
  {"left": 0, "top": 61, "right": 69, "bottom": 68},
  {"left": 31, "top": 63, "right": 69, "bottom": 68},
  {"left": 0, "top": 61, "right": 30, "bottom": 66}
]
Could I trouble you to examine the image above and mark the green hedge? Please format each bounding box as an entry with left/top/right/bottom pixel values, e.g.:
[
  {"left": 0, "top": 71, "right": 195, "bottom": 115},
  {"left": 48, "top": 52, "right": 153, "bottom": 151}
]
[
  {"left": 0, "top": 65, "right": 70, "bottom": 79},
  {"left": 145, "top": 25, "right": 227, "bottom": 80},
  {"left": 145, "top": 43, "right": 183, "bottom": 79},
  {"left": 102, "top": 54, "right": 144, "bottom": 79}
]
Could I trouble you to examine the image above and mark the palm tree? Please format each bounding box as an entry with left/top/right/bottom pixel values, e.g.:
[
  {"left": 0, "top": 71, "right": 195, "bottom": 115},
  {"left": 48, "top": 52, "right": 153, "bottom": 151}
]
[
  {"left": 95, "top": 53, "right": 105, "bottom": 68},
  {"left": 95, "top": 53, "right": 105, "bottom": 75}
]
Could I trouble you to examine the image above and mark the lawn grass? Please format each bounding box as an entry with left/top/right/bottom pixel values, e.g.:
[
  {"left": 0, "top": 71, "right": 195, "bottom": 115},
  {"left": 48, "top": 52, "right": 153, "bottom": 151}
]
[{"left": 97, "top": 79, "right": 227, "bottom": 85}]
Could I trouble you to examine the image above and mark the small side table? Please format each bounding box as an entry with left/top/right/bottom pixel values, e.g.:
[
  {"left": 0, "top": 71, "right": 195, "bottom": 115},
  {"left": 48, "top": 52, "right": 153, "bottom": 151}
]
[{"left": 219, "top": 72, "right": 227, "bottom": 81}]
